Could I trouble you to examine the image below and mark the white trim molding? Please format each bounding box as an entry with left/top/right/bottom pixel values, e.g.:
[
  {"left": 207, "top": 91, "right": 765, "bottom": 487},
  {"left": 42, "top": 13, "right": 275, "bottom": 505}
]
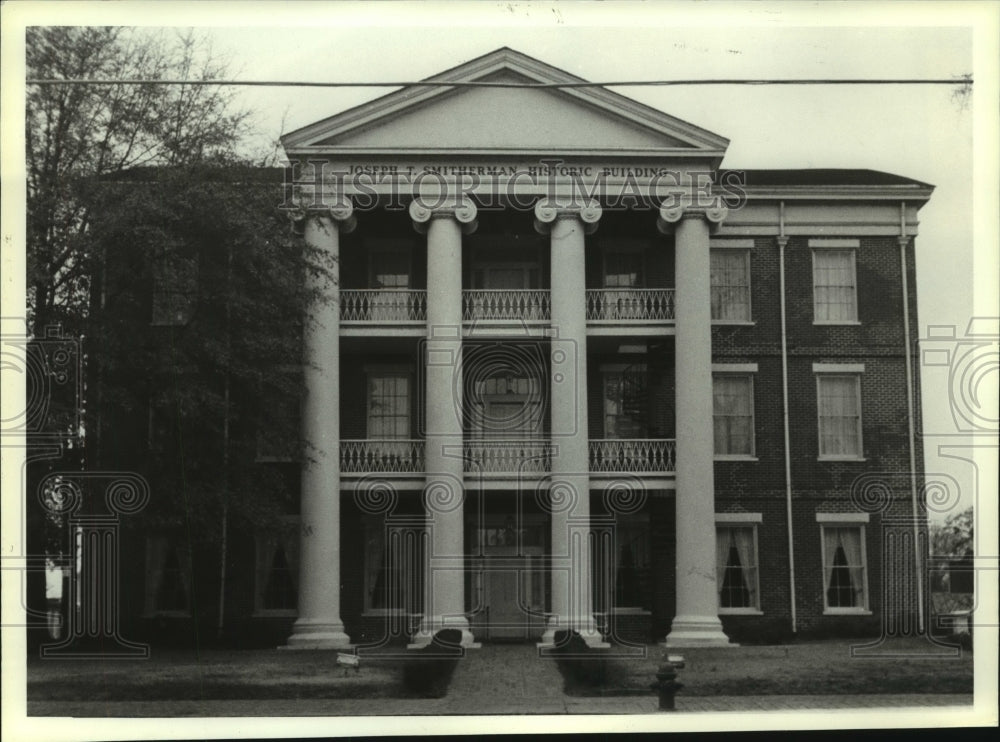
[
  {"left": 815, "top": 512, "right": 870, "bottom": 523},
  {"left": 715, "top": 512, "right": 763, "bottom": 523},
  {"left": 710, "top": 238, "right": 756, "bottom": 249},
  {"left": 712, "top": 363, "right": 759, "bottom": 373},
  {"left": 812, "top": 363, "right": 865, "bottom": 374},
  {"left": 808, "top": 238, "right": 860, "bottom": 248}
]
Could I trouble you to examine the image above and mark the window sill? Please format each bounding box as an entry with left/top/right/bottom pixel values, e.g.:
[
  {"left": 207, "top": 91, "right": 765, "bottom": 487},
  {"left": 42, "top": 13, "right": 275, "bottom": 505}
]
[
  {"left": 719, "top": 608, "right": 764, "bottom": 616},
  {"left": 813, "top": 321, "right": 862, "bottom": 326},
  {"left": 711, "top": 320, "right": 755, "bottom": 326},
  {"left": 714, "top": 455, "right": 758, "bottom": 462},
  {"left": 818, "top": 456, "right": 867, "bottom": 462},
  {"left": 596, "top": 608, "right": 653, "bottom": 616},
  {"left": 252, "top": 609, "right": 297, "bottom": 618},
  {"left": 822, "top": 608, "right": 872, "bottom": 616}
]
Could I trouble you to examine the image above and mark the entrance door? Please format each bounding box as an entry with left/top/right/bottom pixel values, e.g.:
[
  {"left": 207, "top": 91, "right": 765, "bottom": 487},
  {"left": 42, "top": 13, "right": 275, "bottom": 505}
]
[
  {"left": 479, "top": 546, "right": 547, "bottom": 641},
  {"left": 470, "top": 519, "right": 548, "bottom": 642}
]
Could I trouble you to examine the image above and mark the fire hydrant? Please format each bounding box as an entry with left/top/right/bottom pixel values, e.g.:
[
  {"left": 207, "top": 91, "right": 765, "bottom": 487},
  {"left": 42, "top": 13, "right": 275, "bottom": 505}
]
[{"left": 651, "top": 655, "right": 685, "bottom": 711}]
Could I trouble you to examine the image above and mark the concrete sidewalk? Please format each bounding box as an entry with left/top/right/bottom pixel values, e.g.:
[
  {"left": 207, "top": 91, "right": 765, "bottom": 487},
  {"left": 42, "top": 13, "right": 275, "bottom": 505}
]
[{"left": 27, "top": 693, "right": 974, "bottom": 717}]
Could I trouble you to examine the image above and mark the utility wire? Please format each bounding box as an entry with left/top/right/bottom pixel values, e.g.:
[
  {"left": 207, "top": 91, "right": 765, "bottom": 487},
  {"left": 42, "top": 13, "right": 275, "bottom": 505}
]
[{"left": 26, "top": 77, "right": 972, "bottom": 88}]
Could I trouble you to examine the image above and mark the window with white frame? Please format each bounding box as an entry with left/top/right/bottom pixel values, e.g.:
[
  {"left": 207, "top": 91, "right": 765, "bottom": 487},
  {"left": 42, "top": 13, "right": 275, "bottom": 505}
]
[
  {"left": 812, "top": 247, "right": 858, "bottom": 323},
  {"left": 144, "top": 536, "right": 191, "bottom": 616},
  {"left": 715, "top": 522, "right": 761, "bottom": 611},
  {"left": 603, "top": 365, "right": 648, "bottom": 438},
  {"left": 364, "top": 517, "right": 424, "bottom": 613},
  {"left": 816, "top": 372, "right": 863, "bottom": 458},
  {"left": 710, "top": 249, "right": 751, "bottom": 322},
  {"left": 367, "top": 372, "right": 411, "bottom": 439},
  {"left": 712, "top": 374, "right": 755, "bottom": 456},
  {"left": 819, "top": 522, "right": 869, "bottom": 612},
  {"left": 255, "top": 520, "right": 299, "bottom": 614}
]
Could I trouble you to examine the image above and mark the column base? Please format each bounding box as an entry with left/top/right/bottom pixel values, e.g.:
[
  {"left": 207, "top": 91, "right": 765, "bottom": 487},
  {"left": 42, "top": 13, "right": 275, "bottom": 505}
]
[
  {"left": 537, "top": 616, "right": 610, "bottom": 649},
  {"left": 407, "top": 615, "right": 480, "bottom": 649},
  {"left": 661, "top": 615, "right": 735, "bottom": 647},
  {"left": 283, "top": 618, "right": 352, "bottom": 650}
]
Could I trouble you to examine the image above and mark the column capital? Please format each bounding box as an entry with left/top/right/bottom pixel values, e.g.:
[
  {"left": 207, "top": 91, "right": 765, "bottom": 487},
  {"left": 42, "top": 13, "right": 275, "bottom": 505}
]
[
  {"left": 409, "top": 196, "right": 478, "bottom": 235},
  {"left": 534, "top": 199, "right": 602, "bottom": 235},
  {"left": 287, "top": 197, "right": 357, "bottom": 236},
  {"left": 656, "top": 200, "right": 727, "bottom": 235}
]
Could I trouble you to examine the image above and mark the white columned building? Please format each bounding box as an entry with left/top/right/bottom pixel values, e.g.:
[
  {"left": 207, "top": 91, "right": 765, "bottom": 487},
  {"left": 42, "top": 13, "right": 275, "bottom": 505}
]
[
  {"left": 409, "top": 197, "right": 479, "bottom": 648},
  {"left": 658, "top": 203, "right": 731, "bottom": 647},
  {"left": 534, "top": 200, "right": 606, "bottom": 647},
  {"left": 266, "top": 47, "right": 932, "bottom": 650},
  {"left": 287, "top": 204, "right": 355, "bottom": 649}
]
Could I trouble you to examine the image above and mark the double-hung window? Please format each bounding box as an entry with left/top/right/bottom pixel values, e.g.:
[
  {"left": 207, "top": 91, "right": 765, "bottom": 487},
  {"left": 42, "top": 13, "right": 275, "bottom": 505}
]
[
  {"left": 710, "top": 244, "right": 752, "bottom": 322},
  {"left": 602, "top": 365, "right": 648, "bottom": 439},
  {"left": 811, "top": 240, "right": 859, "bottom": 323},
  {"left": 814, "top": 364, "right": 864, "bottom": 459},
  {"left": 715, "top": 514, "right": 761, "bottom": 613},
  {"left": 712, "top": 365, "right": 757, "bottom": 458},
  {"left": 367, "top": 372, "right": 411, "bottom": 439},
  {"left": 817, "top": 514, "right": 870, "bottom": 613},
  {"left": 364, "top": 517, "right": 424, "bottom": 613},
  {"left": 254, "top": 518, "right": 299, "bottom": 615}
]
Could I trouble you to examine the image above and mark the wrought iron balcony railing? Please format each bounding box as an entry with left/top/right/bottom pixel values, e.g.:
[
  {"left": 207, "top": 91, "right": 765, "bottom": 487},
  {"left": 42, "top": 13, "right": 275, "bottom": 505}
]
[
  {"left": 588, "top": 438, "right": 677, "bottom": 473},
  {"left": 586, "top": 289, "right": 676, "bottom": 321},
  {"left": 463, "top": 290, "right": 551, "bottom": 321},
  {"left": 340, "top": 290, "right": 427, "bottom": 323},
  {"left": 341, "top": 439, "right": 425, "bottom": 473},
  {"left": 464, "top": 440, "right": 553, "bottom": 473}
]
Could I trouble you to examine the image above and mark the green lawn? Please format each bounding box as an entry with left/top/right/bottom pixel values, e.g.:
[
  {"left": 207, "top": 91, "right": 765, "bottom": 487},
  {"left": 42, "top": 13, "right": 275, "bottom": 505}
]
[{"left": 556, "top": 637, "right": 974, "bottom": 696}]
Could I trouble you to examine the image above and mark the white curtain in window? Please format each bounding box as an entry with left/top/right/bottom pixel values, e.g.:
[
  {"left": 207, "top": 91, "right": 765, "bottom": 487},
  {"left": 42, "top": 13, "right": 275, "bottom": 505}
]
[
  {"left": 818, "top": 376, "right": 860, "bottom": 456},
  {"left": 715, "top": 528, "right": 730, "bottom": 587},
  {"left": 713, "top": 376, "right": 752, "bottom": 455},
  {"left": 733, "top": 527, "right": 758, "bottom": 607},
  {"left": 710, "top": 251, "right": 750, "bottom": 321},
  {"left": 813, "top": 250, "right": 856, "bottom": 322},
  {"left": 824, "top": 526, "right": 865, "bottom": 606}
]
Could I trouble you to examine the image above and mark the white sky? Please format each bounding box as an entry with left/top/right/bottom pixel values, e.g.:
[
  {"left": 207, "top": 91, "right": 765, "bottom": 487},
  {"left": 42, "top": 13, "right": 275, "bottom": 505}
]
[{"left": 1, "top": 2, "right": 999, "bottom": 737}]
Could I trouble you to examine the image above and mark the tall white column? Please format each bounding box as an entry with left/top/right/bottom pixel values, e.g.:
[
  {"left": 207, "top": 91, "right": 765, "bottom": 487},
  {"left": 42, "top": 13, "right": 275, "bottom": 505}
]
[
  {"left": 658, "top": 203, "right": 732, "bottom": 647},
  {"left": 409, "top": 197, "right": 479, "bottom": 648},
  {"left": 535, "top": 200, "right": 607, "bottom": 648},
  {"left": 287, "top": 202, "right": 355, "bottom": 649}
]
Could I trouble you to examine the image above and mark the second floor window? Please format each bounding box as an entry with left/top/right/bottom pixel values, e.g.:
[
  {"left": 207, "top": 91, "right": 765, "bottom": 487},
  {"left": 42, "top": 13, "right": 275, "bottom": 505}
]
[
  {"left": 367, "top": 373, "right": 410, "bottom": 438},
  {"left": 710, "top": 249, "right": 750, "bottom": 321},
  {"left": 816, "top": 374, "right": 863, "bottom": 458},
  {"left": 603, "top": 250, "right": 643, "bottom": 288},
  {"left": 603, "top": 367, "right": 647, "bottom": 438},
  {"left": 713, "top": 374, "right": 755, "bottom": 456}
]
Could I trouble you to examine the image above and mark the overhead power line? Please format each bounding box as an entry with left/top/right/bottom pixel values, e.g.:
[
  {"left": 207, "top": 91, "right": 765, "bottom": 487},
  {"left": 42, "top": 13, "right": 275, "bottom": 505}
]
[{"left": 26, "top": 77, "right": 972, "bottom": 89}]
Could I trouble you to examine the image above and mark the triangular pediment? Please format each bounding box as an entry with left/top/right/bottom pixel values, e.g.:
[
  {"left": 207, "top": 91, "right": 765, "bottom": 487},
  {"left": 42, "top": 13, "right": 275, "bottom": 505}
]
[{"left": 282, "top": 48, "right": 729, "bottom": 157}]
